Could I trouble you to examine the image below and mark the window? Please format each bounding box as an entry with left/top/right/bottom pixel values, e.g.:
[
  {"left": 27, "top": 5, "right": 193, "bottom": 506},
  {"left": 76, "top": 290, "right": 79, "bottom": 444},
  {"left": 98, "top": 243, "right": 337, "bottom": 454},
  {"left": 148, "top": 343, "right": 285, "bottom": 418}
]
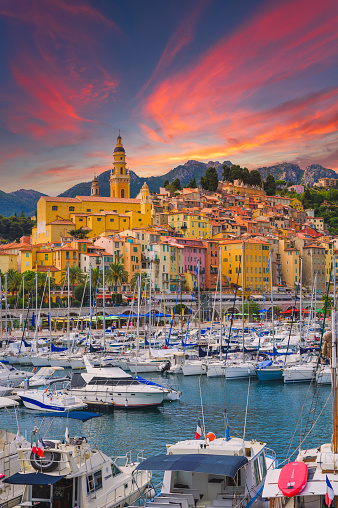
[
  {"left": 26, "top": 252, "right": 29, "bottom": 257},
  {"left": 120, "top": 167, "right": 123, "bottom": 174},
  {"left": 52, "top": 206, "right": 58, "bottom": 211},
  {"left": 87, "top": 470, "right": 103, "bottom": 494},
  {"left": 87, "top": 209, "right": 91, "bottom": 212},
  {"left": 69, "top": 206, "right": 75, "bottom": 211},
  {"left": 79, "top": 218, "right": 83, "bottom": 222},
  {"left": 97, "top": 218, "right": 101, "bottom": 222},
  {"left": 45, "top": 254, "right": 48, "bottom": 261}
]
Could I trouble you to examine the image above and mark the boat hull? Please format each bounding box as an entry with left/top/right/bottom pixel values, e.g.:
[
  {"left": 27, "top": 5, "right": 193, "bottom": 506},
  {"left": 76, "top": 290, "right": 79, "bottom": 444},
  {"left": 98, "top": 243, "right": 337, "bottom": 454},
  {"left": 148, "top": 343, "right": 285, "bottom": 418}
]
[
  {"left": 20, "top": 395, "right": 86, "bottom": 411},
  {"left": 256, "top": 368, "right": 283, "bottom": 381}
]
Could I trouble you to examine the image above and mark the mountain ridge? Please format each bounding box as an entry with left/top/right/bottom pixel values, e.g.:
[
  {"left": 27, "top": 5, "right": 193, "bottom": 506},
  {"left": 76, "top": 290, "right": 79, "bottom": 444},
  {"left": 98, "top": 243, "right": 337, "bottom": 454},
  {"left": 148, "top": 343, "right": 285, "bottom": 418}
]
[{"left": 0, "top": 161, "right": 337, "bottom": 217}]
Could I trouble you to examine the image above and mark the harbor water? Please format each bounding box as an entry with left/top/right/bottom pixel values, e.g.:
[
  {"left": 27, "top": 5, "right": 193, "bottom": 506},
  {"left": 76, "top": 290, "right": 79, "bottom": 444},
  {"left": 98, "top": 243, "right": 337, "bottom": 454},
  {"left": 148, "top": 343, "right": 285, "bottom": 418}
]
[{"left": 1, "top": 372, "right": 332, "bottom": 464}]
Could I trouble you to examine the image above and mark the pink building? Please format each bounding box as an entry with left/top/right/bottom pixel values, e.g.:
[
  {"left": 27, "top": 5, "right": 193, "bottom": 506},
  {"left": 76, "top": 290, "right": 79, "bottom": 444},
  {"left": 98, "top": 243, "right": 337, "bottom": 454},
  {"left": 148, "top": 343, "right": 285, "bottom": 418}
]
[{"left": 170, "top": 237, "right": 206, "bottom": 286}]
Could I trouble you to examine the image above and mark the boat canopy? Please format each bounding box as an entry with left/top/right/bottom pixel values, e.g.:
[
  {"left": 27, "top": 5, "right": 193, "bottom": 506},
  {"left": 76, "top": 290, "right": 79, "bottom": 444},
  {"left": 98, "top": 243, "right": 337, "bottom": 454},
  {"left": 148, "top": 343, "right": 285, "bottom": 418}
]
[
  {"left": 135, "top": 453, "right": 248, "bottom": 478},
  {"left": 5, "top": 473, "right": 65, "bottom": 485},
  {"left": 37, "top": 411, "right": 101, "bottom": 421}
]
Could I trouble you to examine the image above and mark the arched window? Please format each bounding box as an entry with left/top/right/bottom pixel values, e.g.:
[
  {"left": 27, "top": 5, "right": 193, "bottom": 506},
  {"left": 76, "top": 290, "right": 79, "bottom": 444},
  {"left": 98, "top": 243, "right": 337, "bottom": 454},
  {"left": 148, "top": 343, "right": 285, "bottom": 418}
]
[
  {"left": 121, "top": 189, "right": 125, "bottom": 198},
  {"left": 120, "top": 167, "right": 123, "bottom": 175}
]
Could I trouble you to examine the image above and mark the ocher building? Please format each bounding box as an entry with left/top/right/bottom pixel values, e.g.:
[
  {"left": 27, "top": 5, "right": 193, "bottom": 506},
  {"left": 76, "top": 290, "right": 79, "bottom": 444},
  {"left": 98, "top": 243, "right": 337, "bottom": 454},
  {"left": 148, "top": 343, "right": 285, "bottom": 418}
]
[{"left": 33, "top": 134, "right": 152, "bottom": 245}]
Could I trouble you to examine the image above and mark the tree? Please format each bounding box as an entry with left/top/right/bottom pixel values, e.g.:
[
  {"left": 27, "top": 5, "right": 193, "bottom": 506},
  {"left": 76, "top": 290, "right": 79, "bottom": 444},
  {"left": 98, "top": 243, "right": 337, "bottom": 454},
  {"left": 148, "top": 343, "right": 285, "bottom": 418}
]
[
  {"left": 201, "top": 167, "right": 219, "bottom": 191},
  {"left": 106, "top": 262, "right": 128, "bottom": 301},
  {"left": 172, "top": 178, "right": 181, "bottom": 191},
  {"left": 61, "top": 266, "right": 84, "bottom": 305},
  {"left": 68, "top": 227, "right": 88, "bottom": 239},
  {"left": 264, "top": 174, "right": 276, "bottom": 195},
  {"left": 6, "top": 269, "right": 22, "bottom": 297},
  {"left": 130, "top": 271, "right": 148, "bottom": 290},
  {"left": 249, "top": 170, "right": 262, "bottom": 187},
  {"left": 186, "top": 177, "right": 197, "bottom": 188},
  {"left": 222, "top": 164, "right": 231, "bottom": 181},
  {"left": 321, "top": 294, "right": 334, "bottom": 309},
  {"left": 163, "top": 179, "right": 169, "bottom": 188}
]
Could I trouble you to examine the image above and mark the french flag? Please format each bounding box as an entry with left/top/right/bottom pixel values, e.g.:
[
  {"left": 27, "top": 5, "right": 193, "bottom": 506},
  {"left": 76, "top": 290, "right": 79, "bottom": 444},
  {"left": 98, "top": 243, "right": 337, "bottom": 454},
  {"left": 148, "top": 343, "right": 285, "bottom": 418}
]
[
  {"left": 326, "top": 476, "right": 334, "bottom": 507},
  {"left": 32, "top": 439, "right": 37, "bottom": 455},
  {"left": 196, "top": 419, "right": 202, "bottom": 440},
  {"left": 37, "top": 438, "right": 45, "bottom": 458}
]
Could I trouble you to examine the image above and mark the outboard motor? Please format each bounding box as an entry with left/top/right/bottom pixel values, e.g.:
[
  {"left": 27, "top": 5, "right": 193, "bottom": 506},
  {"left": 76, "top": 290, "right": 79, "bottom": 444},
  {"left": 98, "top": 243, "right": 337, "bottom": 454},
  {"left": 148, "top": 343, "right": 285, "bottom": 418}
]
[{"left": 161, "top": 360, "right": 171, "bottom": 374}]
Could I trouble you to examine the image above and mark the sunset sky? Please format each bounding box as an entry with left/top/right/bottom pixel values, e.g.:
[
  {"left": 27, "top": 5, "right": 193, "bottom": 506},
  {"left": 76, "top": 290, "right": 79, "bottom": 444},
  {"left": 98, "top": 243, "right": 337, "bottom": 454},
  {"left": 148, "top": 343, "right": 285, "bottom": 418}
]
[{"left": 0, "top": 0, "right": 337, "bottom": 195}]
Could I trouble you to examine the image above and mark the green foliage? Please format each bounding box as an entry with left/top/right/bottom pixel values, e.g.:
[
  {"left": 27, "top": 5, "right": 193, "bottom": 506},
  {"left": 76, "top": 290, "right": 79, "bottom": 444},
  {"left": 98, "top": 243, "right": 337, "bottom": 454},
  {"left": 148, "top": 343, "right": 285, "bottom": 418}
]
[
  {"left": 275, "top": 180, "right": 286, "bottom": 187},
  {"left": 130, "top": 271, "right": 148, "bottom": 290},
  {"left": 74, "top": 283, "right": 89, "bottom": 303},
  {"left": 0, "top": 214, "right": 35, "bottom": 242},
  {"left": 175, "top": 303, "right": 189, "bottom": 314},
  {"left": 263, "top": 174, "right": 276, "bottom": 195},
  {"left": 300, "top": 187, "right": 338, "bottom": 233},
  {"left": 68, "top": 227, "right": 88, "bottom": 239},
  {"left": 186, "top": 177, "right": 197, "bottom": 188},
  {"left": 222, "top": 164, "right": 261, "bottom": 187},
  {"left": 201, "top": 167, "right": 219, "bottom": 191},
  {"left": 106, "top": 262, "right": 128, "bottom": 289},
  {"left": 165, "top": 178, "right": 181, "bottom": 193}
]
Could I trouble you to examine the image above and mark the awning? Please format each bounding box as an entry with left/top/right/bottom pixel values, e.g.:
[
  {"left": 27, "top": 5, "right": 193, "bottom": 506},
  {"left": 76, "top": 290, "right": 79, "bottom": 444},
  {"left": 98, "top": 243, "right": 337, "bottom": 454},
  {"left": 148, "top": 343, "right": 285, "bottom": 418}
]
[
  {"left": 5, "top": 473, "right": 65, "bottom": 485},
  {"left": 135, "top": 453, "right": 248, "bottom": 478}
]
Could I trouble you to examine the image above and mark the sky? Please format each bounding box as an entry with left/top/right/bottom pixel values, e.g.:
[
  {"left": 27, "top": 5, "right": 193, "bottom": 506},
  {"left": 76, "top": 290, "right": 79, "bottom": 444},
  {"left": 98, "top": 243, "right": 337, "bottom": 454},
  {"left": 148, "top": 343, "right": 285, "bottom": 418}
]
[{"left": 0, "top": 0, "right": 337, "bottom": 195}]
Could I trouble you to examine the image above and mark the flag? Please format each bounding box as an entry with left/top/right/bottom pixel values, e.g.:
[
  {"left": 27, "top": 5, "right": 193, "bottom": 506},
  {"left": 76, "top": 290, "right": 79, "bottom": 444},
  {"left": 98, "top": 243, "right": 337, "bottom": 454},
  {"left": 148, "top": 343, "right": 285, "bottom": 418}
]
[
  {"left": 37, "top": 438, "right": 45, "bottom": 458},
  {"left": 326, "top": 476, "right": 334, "bottom": 507},
  {"left": 16, "top": 431, "right": 21, "bottom": 443},
  {"left": 65, "top": 427, "right": 69, "bottom": 444},
  {"left": 196, "top": 419, "right": 202, "bottom": 440},
  {"left": 32, "top": 439, "right": 37, "bottom": 454}
]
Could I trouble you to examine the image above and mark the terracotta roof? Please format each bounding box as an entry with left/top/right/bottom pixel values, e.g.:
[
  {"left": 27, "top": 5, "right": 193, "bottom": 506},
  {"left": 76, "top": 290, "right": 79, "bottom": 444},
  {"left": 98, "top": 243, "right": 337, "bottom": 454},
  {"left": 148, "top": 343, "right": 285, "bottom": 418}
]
[
  {"left": 36, "top": 266, "right": 60, "bottom": 272},
  {"left": 77, "top": 196, "right": 141, "bottom": 203},
  {"left": 48, "top": 220, "right": 75, "bottom": 225},
  {"left": 43, "top": 197, "right": 80, "bottom": 202}
]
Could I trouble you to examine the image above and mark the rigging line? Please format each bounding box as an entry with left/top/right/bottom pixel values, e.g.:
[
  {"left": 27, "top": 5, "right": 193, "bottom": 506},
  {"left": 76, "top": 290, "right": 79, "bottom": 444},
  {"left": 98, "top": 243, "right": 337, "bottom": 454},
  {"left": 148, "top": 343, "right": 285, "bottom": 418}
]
[
  {"left": 198, "top": 374, "right": 206, "bottom": 438},
  {"left": 243, "top": 375, "right": 251, "bottom": 441},
  {"left": 280, "top": 389, "right": 332, "bottom": 467}
]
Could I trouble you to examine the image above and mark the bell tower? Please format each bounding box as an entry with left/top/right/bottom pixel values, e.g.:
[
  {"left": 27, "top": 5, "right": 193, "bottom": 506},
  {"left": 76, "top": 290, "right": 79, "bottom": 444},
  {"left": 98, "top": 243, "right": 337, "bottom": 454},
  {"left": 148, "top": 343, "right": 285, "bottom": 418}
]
[
  {"left": 91, "top": 176, "right": 100, "bottom": 196},
  {"left": 110, "top": 132, "right": 130, "bottom": 199}
]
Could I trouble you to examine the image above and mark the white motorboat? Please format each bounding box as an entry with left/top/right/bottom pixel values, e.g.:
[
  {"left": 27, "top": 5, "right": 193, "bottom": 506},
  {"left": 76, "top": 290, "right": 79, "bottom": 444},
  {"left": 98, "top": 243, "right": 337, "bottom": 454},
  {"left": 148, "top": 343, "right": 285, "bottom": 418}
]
[
  {"left": 225, "top": 361, "right": 256, "bottom": 379},
  {"left": 0, "top": 385, "right": 13, "bottom": 396},
  {"left": 316, "top": 364, "right": 331, "bottom": 384},
  {"left": 205, "top": 360, "right": 225, "bottom": 377},
  {"left": 4, "top": 412, "right": 152, "bottom": 508},
  {"left": 0, "top": 428, "right": 30, "bottom": 507},
  {"left": 0, "top": 362, "right": 32, "bottom": 386},
  {"left": 69, "top": 355, "right": 168, "bottom": 408},
  {"left": 137, "top": 427, "right": 276, "bottom": 508},
  {"left": 18, "top": 387, "right": 87, "bottom": 411},
  {"left": 19, "top": 366, "right": 68, "bottom": 388},
  {"left": 283, "top": 355, "right": 317, "bottom": 383},
  {"left": 182, "top": 360, "right": 205, "bottom": 376}
]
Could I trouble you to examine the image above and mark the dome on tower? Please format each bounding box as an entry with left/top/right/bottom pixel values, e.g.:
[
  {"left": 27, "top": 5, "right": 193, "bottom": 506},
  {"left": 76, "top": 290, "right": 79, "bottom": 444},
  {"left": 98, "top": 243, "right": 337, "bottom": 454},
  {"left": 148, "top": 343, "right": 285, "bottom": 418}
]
[{"left": 114, "top": 146, "right": 125, "bottom": 153}]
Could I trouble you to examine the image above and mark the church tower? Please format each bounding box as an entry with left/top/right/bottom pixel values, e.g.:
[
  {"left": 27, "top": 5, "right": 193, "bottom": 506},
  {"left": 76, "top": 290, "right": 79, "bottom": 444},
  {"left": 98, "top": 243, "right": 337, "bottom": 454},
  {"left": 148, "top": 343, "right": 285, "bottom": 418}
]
[
  {"left": 91, "top": 176, "right": 100, "bottom": 196},
  {"left": 110, "top": 133, "right": 130, "bottom": 199}
]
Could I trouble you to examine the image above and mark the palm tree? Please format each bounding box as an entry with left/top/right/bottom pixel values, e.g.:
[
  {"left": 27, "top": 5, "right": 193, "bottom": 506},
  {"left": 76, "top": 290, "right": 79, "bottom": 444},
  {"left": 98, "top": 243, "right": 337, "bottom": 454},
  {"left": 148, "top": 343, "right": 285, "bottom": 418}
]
[
  {"left": 130, "top": 271, "right": 148, "bottom": 291},
  {"left": 106, "top": 262, "right": 128, "bottom": 302},
  {"left": 61, "top": 266, "right": 84, "bottom": 305},
  {"left": 6, "top": 269, "right": 22, "bottom": 297}
]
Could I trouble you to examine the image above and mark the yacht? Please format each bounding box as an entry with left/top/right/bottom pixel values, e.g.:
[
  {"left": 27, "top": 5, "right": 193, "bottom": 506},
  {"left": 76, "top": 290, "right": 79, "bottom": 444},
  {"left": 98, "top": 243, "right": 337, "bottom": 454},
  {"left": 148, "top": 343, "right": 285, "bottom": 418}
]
[
  {"left": 4, "top": 412, "right": 152, "bottom": 508},
  {"left": 0, "top": 362, "right": 33, "bottom": 386},
  {"left": 137, "top": 428, "right": 276, "bottom": 508},
  {"left": 69, "top": 355, "right": 168, "bottom": 408}
]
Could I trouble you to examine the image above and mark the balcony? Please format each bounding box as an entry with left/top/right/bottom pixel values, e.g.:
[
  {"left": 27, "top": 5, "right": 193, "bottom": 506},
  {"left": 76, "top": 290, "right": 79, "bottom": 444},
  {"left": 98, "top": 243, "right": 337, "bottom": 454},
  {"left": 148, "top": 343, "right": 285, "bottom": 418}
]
[{"left": 181, "top": 223, "right": 187, "bottom": 229}]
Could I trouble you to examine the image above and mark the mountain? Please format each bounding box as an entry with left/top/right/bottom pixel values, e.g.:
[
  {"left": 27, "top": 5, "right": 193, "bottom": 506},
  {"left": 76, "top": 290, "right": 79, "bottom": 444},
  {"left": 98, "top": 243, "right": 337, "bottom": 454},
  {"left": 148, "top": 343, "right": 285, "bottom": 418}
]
[
  {"left": 254, "top": 162, "right": 338, "bottom": 185},
  {"left": 302, "top": 164, "right": 338, "bottom": 186},
  {"left": 0, "top": 189, "right": 46, "bottom": 217},
  {"left": 59, "top": 160, "right": 232, "bottom": 198}
]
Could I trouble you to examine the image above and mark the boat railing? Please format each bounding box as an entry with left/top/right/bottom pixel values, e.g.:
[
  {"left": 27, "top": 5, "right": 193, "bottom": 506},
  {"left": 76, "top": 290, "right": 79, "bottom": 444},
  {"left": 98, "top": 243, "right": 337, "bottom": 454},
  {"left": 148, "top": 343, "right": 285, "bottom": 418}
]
[
  {"left": 103, "top": 469, "right": 153, "bottom": 508},
  {"left": 265, "top": 447, "right": 278, "bottom": 469}
]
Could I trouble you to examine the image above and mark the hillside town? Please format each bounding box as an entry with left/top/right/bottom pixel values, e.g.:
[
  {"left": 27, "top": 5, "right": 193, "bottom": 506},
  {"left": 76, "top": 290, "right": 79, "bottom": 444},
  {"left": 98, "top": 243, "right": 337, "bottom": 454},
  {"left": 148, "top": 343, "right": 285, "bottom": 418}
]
[{"left": 0, "top": 133, "right": 337, "bottom": 308}]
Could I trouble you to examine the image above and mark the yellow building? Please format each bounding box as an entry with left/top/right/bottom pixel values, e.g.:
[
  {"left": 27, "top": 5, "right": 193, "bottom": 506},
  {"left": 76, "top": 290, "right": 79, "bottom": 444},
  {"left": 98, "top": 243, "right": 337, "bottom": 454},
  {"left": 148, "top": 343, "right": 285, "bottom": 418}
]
[
  {"left": 220, "top": 239, "right": 270, "bottom": 292},
  {"left": 33, "top": 134, "right": 152, "bottom": 245},
  {"left": 278, "top": 239, "right": 301, "bottom": 289},
  {"left": 0, "top": 253, "right": 17, "bottom": 273},
  {"left": 168, "top": 212, "right": 213, "bottom": 238},
  {"left": 221, "top": 180, "right": 265, "bottom": 197}
]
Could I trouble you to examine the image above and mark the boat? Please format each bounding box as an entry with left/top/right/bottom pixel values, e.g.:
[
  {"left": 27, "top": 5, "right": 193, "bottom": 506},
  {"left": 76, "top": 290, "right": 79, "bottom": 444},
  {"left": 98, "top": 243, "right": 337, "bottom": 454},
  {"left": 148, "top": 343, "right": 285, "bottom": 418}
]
[
  {"left": 136, "top": 423, "right": 277, "bottom": 508},
  {"left": 69, "top": 355, "right": 168, "bottom": 408},
  {"left": 0, "top": 361, "right": 33, "bottom": 386},
  {"left": 19, "top": 366, "right": 69, "bottom": 388},
  {"left": 0, "top": 427, "right": 30, "bottom": 507},
  {"left": 282, "top": 355, "right": 317, "bottom": 383},
  {"left": 262, "top": 325, "right": 338, "bottom": 507},
  {"left": 4, "top": 411, "right": 152, "bottom": 508},
  {"left": 18, "top": 386, "right": 87, "bottom": 411}
]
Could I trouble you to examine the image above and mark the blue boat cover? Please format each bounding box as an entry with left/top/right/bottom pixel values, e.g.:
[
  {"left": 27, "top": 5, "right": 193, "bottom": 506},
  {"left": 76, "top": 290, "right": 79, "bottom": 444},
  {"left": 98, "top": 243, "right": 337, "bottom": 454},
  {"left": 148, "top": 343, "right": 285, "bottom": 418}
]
[
  {"left": 5, "top": 473, "right": 65, "bottom": 485},
  {"left": 37, "top": 411, "right": 101, "bottom": 421},
  {"left": 135, "top": 376, "right": 164, "bottom": 388},
  {"left": 257, "top": 360, "right": 273, "bottom": 369},
  {"left": 51, "top": 343, "right": 68, "bottom": 352},
  {"left": 135, "top": 453, "right": 248, "bottom": 477}
]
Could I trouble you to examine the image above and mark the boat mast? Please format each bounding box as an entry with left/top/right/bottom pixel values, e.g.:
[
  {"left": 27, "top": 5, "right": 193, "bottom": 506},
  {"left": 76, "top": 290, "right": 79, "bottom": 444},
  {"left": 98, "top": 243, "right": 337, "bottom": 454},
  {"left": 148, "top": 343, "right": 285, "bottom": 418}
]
[
  {"left": 0, "top": 275, "right": 2, "bottom": 342},
  {"left": 220, "top": 245, "right": 223, "bottom": 361},
  {"left": 332, "top": 309, "right": 337, "bottom": 453},
  {"left": 5, "top": 274, "right": 7, "bottom": 343},
  {"left": 67, "top": 266, "right": 70, "bottom": 350},
  {"left": 149, "top": 261, "right": 152, "bottom": 350},
  {"left": 299, "top": 257, "right": 303, "bottom": 345},
  {"left": 242, "top": 240, "right": 245, "bottom": 363},
  {"left": 89, "top": 265, "right": 92, "bottom": 340},
  {"left": 269, "top": 249, "right": 275, "bottom": 358},
  {"left": 22, "top": 274, "right": 25, "bottom": 335},
  {"left": 198, "top": 259, "right": 201, "bottom": 346},
  {"left": 334, "top": 252, "right": 336, "bottom": 311},
  {"left": 102, "top": 255, "right": 106, "bottom": 352},
  {"left": 48, "top": 268, "right": 51, "bottom": 343},
  {"left": 136, "top": 274, "right": 141, "bottom": 377}
]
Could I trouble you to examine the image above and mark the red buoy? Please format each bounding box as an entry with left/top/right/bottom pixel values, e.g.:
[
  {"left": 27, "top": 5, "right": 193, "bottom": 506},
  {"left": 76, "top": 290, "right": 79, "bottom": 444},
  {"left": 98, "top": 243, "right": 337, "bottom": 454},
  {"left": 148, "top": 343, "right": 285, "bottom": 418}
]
[{"left": 278, "top": 462, "right": 308, "bottom": 497}]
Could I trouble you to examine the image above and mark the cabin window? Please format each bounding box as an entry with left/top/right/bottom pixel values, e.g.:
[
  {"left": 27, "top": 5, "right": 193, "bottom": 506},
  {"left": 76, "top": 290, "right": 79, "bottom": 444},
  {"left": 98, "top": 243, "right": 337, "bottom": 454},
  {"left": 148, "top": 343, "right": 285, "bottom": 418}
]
[
  {"left": 253, "top": 459, "right": 261, "bottom": 485},
  {"left": 259, "top": 453, "right": 267, "bottom": 478},
  {"left": 87, "top": 469, "right": 103, "bottom": 493},
  {"left": 111, "top": 463, "right": 121, "bottom": 477}
]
